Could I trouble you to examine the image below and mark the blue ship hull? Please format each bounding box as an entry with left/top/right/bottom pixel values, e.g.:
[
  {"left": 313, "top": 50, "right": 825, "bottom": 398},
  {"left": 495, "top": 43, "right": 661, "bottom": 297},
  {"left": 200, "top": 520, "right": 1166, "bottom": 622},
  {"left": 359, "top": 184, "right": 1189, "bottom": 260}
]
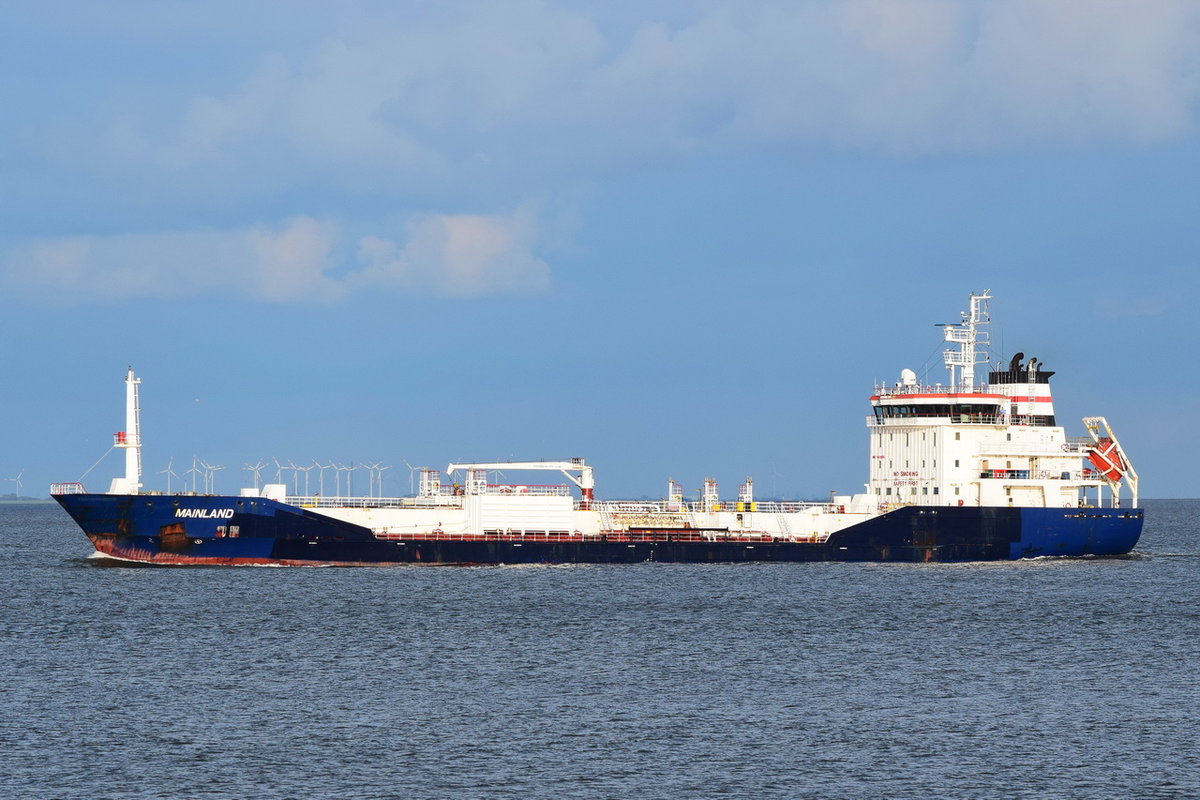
[{"left": 54, "top": 494, "right": 1143, "bottom": 565}]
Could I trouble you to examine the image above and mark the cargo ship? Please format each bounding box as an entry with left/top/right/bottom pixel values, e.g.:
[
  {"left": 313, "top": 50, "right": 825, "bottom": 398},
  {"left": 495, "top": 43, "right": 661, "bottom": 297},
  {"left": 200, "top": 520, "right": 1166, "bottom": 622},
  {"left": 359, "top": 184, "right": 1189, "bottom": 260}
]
[{"left": 53, "top": 291, "right": 1143, "bottom": 565}]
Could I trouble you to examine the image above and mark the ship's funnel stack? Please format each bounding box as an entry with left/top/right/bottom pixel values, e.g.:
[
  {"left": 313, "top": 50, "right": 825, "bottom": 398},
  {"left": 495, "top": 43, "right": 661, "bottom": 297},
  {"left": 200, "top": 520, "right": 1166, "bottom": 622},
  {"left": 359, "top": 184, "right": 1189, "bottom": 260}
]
[
  {"left": 108, "top": 367, "right": 143, "bottom": 495},
  {"left": 988, "top": 352, "right": 1057, "bottom": 426}
]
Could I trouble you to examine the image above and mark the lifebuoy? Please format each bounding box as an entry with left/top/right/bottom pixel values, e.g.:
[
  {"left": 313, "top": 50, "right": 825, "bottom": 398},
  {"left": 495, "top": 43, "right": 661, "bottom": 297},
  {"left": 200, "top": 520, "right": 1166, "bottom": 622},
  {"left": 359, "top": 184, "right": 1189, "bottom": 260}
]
[{"left": 957, "top": 499, "right": 964, "bottom": 507}]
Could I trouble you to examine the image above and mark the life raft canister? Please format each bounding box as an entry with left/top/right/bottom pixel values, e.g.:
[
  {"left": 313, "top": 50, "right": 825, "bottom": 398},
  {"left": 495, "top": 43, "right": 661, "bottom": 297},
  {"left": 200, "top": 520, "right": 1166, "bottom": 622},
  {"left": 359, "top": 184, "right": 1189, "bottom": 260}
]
[{"left": 1087, "top": 437, "right": 1126, "bottom": 481}]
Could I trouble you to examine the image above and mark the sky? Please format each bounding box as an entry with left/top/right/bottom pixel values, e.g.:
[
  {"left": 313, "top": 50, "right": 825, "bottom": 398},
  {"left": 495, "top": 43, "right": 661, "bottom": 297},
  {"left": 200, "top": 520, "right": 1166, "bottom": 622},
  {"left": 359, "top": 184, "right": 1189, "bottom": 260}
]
[{"left": 2, "top": 0, "right": 1198, "bottom": 500}]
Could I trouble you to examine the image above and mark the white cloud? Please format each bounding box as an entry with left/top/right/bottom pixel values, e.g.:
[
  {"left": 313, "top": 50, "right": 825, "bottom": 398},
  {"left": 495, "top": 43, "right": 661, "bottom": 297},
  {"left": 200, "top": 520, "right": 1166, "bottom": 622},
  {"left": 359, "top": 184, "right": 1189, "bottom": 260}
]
[
  {"left": 249, "top": 217, "right": 344, "bottom": 302},
  {"left": 133, "top": 0, "right": 1200, "bottom": 172},
  {"left": 353, "top": 208, "right": 550, "bottom": 297},
  {"left": 7, "top": 0, "right": 1200, "bottom": 307},
  {"left": 596, "top": 0, "right": 1200, "bottom": 153},
  {"left": 964, "top": 0, "right": 1200, "bottom": 145},
  {"left": 2, "top": 210, "right": 549, "bottom": 303}
]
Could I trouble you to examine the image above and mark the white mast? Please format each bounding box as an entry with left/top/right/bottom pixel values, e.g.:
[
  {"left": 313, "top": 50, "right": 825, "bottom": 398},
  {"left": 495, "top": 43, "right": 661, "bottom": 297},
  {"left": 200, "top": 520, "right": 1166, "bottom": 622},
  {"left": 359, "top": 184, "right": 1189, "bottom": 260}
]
[
  {"left": 941, "top": 290, "right": 991, "bottom": 389},
  {"left": 108, "top": 367, "right": 143, "bottom": 495}
]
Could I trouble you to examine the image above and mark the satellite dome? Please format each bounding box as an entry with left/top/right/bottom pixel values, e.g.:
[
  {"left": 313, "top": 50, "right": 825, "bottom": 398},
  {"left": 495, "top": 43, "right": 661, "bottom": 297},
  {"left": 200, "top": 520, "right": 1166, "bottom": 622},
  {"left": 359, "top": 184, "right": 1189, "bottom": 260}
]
[{"left": 900, "top": 368, "right": 918, "bottom": 387}]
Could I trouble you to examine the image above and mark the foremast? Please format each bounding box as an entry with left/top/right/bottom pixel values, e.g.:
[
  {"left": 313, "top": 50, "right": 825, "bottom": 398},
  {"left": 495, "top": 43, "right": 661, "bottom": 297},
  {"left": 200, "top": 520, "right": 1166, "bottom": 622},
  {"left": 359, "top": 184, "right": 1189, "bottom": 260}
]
[{"left": 108, "top": 367, "right": 142, "bottom": 495}]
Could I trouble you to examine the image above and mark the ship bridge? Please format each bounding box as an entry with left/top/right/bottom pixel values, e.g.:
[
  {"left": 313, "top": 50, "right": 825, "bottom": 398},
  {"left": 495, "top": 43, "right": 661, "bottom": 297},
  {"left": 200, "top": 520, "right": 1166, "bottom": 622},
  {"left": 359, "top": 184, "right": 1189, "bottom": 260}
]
[{"left": 870, "top": 381, "right": 1008, "bottom": 427}]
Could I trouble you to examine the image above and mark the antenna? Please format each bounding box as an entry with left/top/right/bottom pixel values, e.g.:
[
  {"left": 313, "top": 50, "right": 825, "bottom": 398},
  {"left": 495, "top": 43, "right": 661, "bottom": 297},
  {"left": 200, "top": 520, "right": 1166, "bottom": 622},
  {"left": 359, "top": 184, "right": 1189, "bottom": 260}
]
[
  {"left": 941, "top": 290, "right": 992, "bottom": 389},
  {"left": 7, "top": 470, "right": 24, "bottom": 498}
]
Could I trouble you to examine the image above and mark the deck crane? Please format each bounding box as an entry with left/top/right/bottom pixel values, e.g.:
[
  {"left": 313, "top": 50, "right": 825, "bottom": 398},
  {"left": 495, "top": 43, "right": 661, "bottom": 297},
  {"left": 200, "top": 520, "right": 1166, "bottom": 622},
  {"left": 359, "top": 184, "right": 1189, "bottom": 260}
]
[{"left": 445, "top": 458, "right": 596, "bottom": 509}]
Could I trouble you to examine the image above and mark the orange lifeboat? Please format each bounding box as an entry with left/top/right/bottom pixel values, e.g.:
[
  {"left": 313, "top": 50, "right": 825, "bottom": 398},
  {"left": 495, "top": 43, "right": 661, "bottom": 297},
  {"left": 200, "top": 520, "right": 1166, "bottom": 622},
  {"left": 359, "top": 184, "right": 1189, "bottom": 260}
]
[{"left": 1087, "top": 437, "right": 1126, "bottom": 481}]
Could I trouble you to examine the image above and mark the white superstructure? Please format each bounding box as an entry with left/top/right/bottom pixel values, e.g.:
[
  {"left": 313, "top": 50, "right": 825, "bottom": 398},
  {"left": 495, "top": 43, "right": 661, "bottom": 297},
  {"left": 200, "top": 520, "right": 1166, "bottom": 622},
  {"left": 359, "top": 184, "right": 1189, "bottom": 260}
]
[{"left": 866, "top": 291, "right": 1135, "bottom": 512}]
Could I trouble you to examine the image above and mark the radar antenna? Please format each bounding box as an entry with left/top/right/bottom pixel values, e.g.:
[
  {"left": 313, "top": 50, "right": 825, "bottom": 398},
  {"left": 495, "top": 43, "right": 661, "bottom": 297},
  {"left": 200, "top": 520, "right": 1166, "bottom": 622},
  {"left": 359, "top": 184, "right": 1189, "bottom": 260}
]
[{"left": 939, "top": 290, "right": 991, "bottom": 390}]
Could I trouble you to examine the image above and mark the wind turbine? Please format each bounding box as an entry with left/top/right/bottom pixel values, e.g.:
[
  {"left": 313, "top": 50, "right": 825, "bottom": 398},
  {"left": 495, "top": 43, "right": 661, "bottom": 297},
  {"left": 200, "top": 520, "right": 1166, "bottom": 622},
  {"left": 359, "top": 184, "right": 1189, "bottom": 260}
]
[
  {"left": 187, "top": 456, "right": 203, "bottom": 494},
  {"left": 7, "top": 470, "right": 24, "bottom": 498},
  {"left": 289, "top": 460, "right": 309, "bottom": 496},
  {"left": 402, "top": 459, "right": 419, "bottom": 496},
  {"left": 244, "top": 459, "right": 267, "bottom": 491},
  {"left": 209, "top": 463, "right": 225, "bottom": 494},
  {"left": 199, "top": 459, "right": 223, "bottom": 494},
  {"left": 313, "top": 460, "right": 330, "bottom": 496},
  {"left": 335, "top": 462, "right": 354, "bottom": 497},
  {"left": 364, "top": 461, "right": 390, "bottom": 497},
  {"left": 158, "top": 458, "right": 179, "bottom": 493}
]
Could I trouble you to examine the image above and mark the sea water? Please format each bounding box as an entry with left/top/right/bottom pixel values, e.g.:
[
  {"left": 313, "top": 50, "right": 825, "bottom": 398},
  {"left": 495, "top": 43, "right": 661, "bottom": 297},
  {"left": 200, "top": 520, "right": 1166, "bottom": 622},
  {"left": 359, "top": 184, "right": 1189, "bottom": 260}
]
[{"left": 1, "top": 500, "right": 1196, "bottom": 799}]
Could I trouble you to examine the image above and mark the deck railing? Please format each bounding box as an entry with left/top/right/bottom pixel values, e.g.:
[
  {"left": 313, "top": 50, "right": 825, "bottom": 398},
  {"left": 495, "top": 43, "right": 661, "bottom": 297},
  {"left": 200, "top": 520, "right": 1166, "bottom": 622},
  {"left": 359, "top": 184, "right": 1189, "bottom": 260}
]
[
  {"left": 370, "top": 529, "right": 825, "bottom": 544},
  {"left": 866, "top": 414, "right": 1008, "bottom": 427},
  {"left": 978, "top": 469, "right": 1104, "bottom": 482},
  {"left": 588, "top": 499, "right": 836, "bottom": 515},
  {"left": 287, "top": 495, "right": 464, "bottom": 509}
]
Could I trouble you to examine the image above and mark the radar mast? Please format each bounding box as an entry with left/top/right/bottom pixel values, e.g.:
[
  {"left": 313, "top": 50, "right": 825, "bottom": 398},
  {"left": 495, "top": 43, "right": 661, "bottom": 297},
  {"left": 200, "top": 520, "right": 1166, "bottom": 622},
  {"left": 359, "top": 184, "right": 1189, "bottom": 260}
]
[{"left": 941, "top": 291, "right": 991, "bottom": 390}]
